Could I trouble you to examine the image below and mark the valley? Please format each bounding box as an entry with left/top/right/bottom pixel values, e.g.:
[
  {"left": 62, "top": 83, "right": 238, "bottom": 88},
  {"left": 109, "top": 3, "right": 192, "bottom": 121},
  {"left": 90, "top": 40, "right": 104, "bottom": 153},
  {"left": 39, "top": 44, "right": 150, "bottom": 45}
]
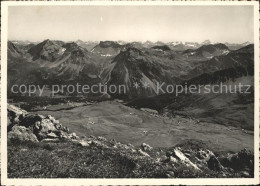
[{"left": 33, "top": 100, "right": 253, "bottom": 153}]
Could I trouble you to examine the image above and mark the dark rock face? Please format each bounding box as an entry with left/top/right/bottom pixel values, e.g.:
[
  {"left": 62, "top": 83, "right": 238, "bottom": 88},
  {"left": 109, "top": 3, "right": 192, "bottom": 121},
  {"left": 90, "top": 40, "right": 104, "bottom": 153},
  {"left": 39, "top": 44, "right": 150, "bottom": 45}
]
[
  {"left": 198, "top": 43, "right": 228, "bottom": 53},
  {"left": 19, "top": 114, "right": 44, "bottom": 128},
  {"left": 8, "top": 41, "right": 24, "bottom": 55},
  {"left": 182, "top": 44, "right": 254, "bottom": 80},
  {"left": 235, "top": 44, "right": 254, "bottom": 54},
  {"left": 91, "top": 41, "right": 123, "bottom": 56},
  {"left": 194, "top": 43, "right": 229, "bottom": 56},
  {"left": 207, "top": 156, "right": 222, "bottom": 171},
  {"left": 63, "top": 42, "right": 90, "bottom": 61},
  {"left": 182, "top": 43, "right": 230, "bottom": 60},
  {"left": 99, "top": 41, "right": 121, "bottom": 48}
]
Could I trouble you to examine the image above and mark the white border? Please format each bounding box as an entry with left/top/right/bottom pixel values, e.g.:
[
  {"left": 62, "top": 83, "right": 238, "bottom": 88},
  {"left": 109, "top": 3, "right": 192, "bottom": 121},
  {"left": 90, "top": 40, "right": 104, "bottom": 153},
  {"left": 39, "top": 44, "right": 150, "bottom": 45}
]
[{"left": 1, "top": 1, "right": 259, "bottom": 185}]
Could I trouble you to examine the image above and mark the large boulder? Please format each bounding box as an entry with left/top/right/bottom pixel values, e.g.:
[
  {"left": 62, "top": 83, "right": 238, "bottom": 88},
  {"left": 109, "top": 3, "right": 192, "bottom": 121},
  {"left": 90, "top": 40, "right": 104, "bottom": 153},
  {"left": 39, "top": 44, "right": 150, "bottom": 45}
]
[
  {"left": 7, "top": 104, "right": 27, "bottom": 131},
  {"left": 7, "top": 105, "right": 72, "bottom": 142},
  {"left": 7, "top": 104, "right": 27, "bottom": 115},
  {"left": 77, "top": 140, "right": 90, "bottom": 147},
  {"left": 8, "top": 125, "right": 38, "bottom": 142},
  {"left": 138, "top": 149, "right": 150, "bottom": 157},
  {"left": 141, "top": 143, "right": 153, "bottom": 151},
  {"left": 34, "top": 118, "right": 58, "bottom": 140},
  {"left": 166, "top": 147, "right": 200, "bottom": 171}
]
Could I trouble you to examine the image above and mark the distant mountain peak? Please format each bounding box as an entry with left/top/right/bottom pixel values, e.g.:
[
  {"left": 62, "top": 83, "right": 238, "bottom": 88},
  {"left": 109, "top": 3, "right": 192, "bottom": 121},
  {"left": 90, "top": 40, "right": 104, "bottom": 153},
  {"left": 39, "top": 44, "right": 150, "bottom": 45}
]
[
  {"left": 183, "top": 43, "right": 230, "bottom": 59},
  {"left": 126, "top": 47, "right": 143, "bottom": 55},
  {"left": 91, "top": 41, "right": 123, "bottom": 56},
  {"left": 8, "top": 41, "right": 24, "bottom": 56},
  {"left": 155, "top": 41, "right": 165, "bottom": 45},
  {"left": 28, "top": 39, "right": 65, "bottom": 61},
  {"left": 144, "top": 40, "right": 153, "bottom": 44},
  {"left": 63, "top": 42, "right": 89, "bottom": 58},
  {"left": 201, "top": 40, "right": 211, "bottom": 45},
  {"left": 198, "top": 43, "right": 229, "bottom": 51},
  {"left": 42, "top": 39, "right": 52, "bottom": 44},
  {"left": 118, "top": 47, "right": 142, "bottom": 59}
]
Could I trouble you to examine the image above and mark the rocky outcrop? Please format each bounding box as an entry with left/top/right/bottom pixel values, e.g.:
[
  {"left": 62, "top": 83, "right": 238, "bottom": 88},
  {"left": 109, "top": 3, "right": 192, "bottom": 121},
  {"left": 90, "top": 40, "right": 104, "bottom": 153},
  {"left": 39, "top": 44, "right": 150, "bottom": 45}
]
[
  {"left": 8, "top": 125, "right": 38, "bottom": 142},
  {"left": 219, "top": 148, "right": 254, "bottom": 172},
  {"left": 7, "top": 104, "right": 28, "bottom": 131},
  {"left": 7, "top": 104, "right": 79, "bottom": 142},
  {"left": 28, "top": 39, "right": 65, "bottom": 61},
  {"left": 166, "top": 147, "right": 200, "bottom": 170}
]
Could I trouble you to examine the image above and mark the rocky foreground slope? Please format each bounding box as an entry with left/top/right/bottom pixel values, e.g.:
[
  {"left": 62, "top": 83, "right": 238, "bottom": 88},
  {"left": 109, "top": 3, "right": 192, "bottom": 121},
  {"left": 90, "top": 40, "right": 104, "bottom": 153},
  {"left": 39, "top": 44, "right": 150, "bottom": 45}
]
[{"left": 7, "top": 104, "right": 254, "bottom": 178}]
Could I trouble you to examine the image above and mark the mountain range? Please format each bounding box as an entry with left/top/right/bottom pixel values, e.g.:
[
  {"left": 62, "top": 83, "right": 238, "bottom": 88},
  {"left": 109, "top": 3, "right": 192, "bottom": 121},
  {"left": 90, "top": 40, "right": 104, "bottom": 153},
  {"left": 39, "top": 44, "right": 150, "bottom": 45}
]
[
  {"left": 11, "top": 39, "right": 251, "bottom": 51},
  {"left": 8, "top": 39, "right": 253, "bottom": 98}
]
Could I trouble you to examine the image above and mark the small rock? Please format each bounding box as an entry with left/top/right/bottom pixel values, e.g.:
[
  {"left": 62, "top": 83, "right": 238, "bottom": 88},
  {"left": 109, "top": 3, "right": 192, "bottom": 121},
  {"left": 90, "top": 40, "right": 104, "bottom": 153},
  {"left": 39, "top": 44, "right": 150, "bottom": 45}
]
[
  {"left": 169, "top": 156, "right": 178, "bottom": 163},
  {"left": 71, "top": 132, "right": 76, "bottom": 137},
  {"left": 47, "top": 132, "right": 59, "bottom": 138},
  {"left": 167, "top": 171, "right": 175, "bottom": 177},
  {"left": 240, "top": 171, "right": 250, "bottom": 177},
  {"left": 46, "top": 115, "right": 53, "bottom": 120},
  {"left": 127, "top": 143, "right": 134, "bottom": 148},
  {"left": 89, "top": 135, "right": 96, "bottom": 139},
  {"left": 131, "top": 149, "right": 137, "bottom": 153},
  {"left": 57, "top": 130, "right": 69, "bottom": 139},
  {"left": 35, "top": 121, "right": 41, "bottom": 129},
  {"left": 78, "top": 140, "right": 90, "bottom": 147},
  {"left": 161, "top": 155, "right": 168, "bottom": 162},
  {"left": 220, "top": 171, "right": 226, "bottom": 177},
  {"left": 141, "top": 143, "right": 153, "bottom": 151},
  {"left": 138, "top": 149, "right": 150, "bottom": 157},
  {"left": 41, "top": 138, "right": 59, "bottom": 142},
  {"left": 68, "top": 132, "right": 79, "bottom": 140},
  {"left": 91, "top": 140, "right": 108, "bottom": 148},
  {"left": 97, "top": 136, "right": 106, "bottom": 141}
]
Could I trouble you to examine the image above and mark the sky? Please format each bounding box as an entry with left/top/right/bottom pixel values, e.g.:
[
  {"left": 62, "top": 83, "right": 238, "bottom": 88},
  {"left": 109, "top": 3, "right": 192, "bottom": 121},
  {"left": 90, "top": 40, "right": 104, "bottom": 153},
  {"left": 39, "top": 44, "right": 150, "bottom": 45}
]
[{"left": 8, "top": 5, "right": 254, "bottom": 43}]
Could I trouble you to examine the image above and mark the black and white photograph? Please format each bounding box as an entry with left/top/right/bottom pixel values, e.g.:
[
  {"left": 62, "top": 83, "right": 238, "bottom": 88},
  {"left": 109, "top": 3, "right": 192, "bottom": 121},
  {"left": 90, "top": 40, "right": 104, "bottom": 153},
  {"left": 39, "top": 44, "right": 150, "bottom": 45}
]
[{"left": 1, "top": 1, "right": 259, "bottom": 185}]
